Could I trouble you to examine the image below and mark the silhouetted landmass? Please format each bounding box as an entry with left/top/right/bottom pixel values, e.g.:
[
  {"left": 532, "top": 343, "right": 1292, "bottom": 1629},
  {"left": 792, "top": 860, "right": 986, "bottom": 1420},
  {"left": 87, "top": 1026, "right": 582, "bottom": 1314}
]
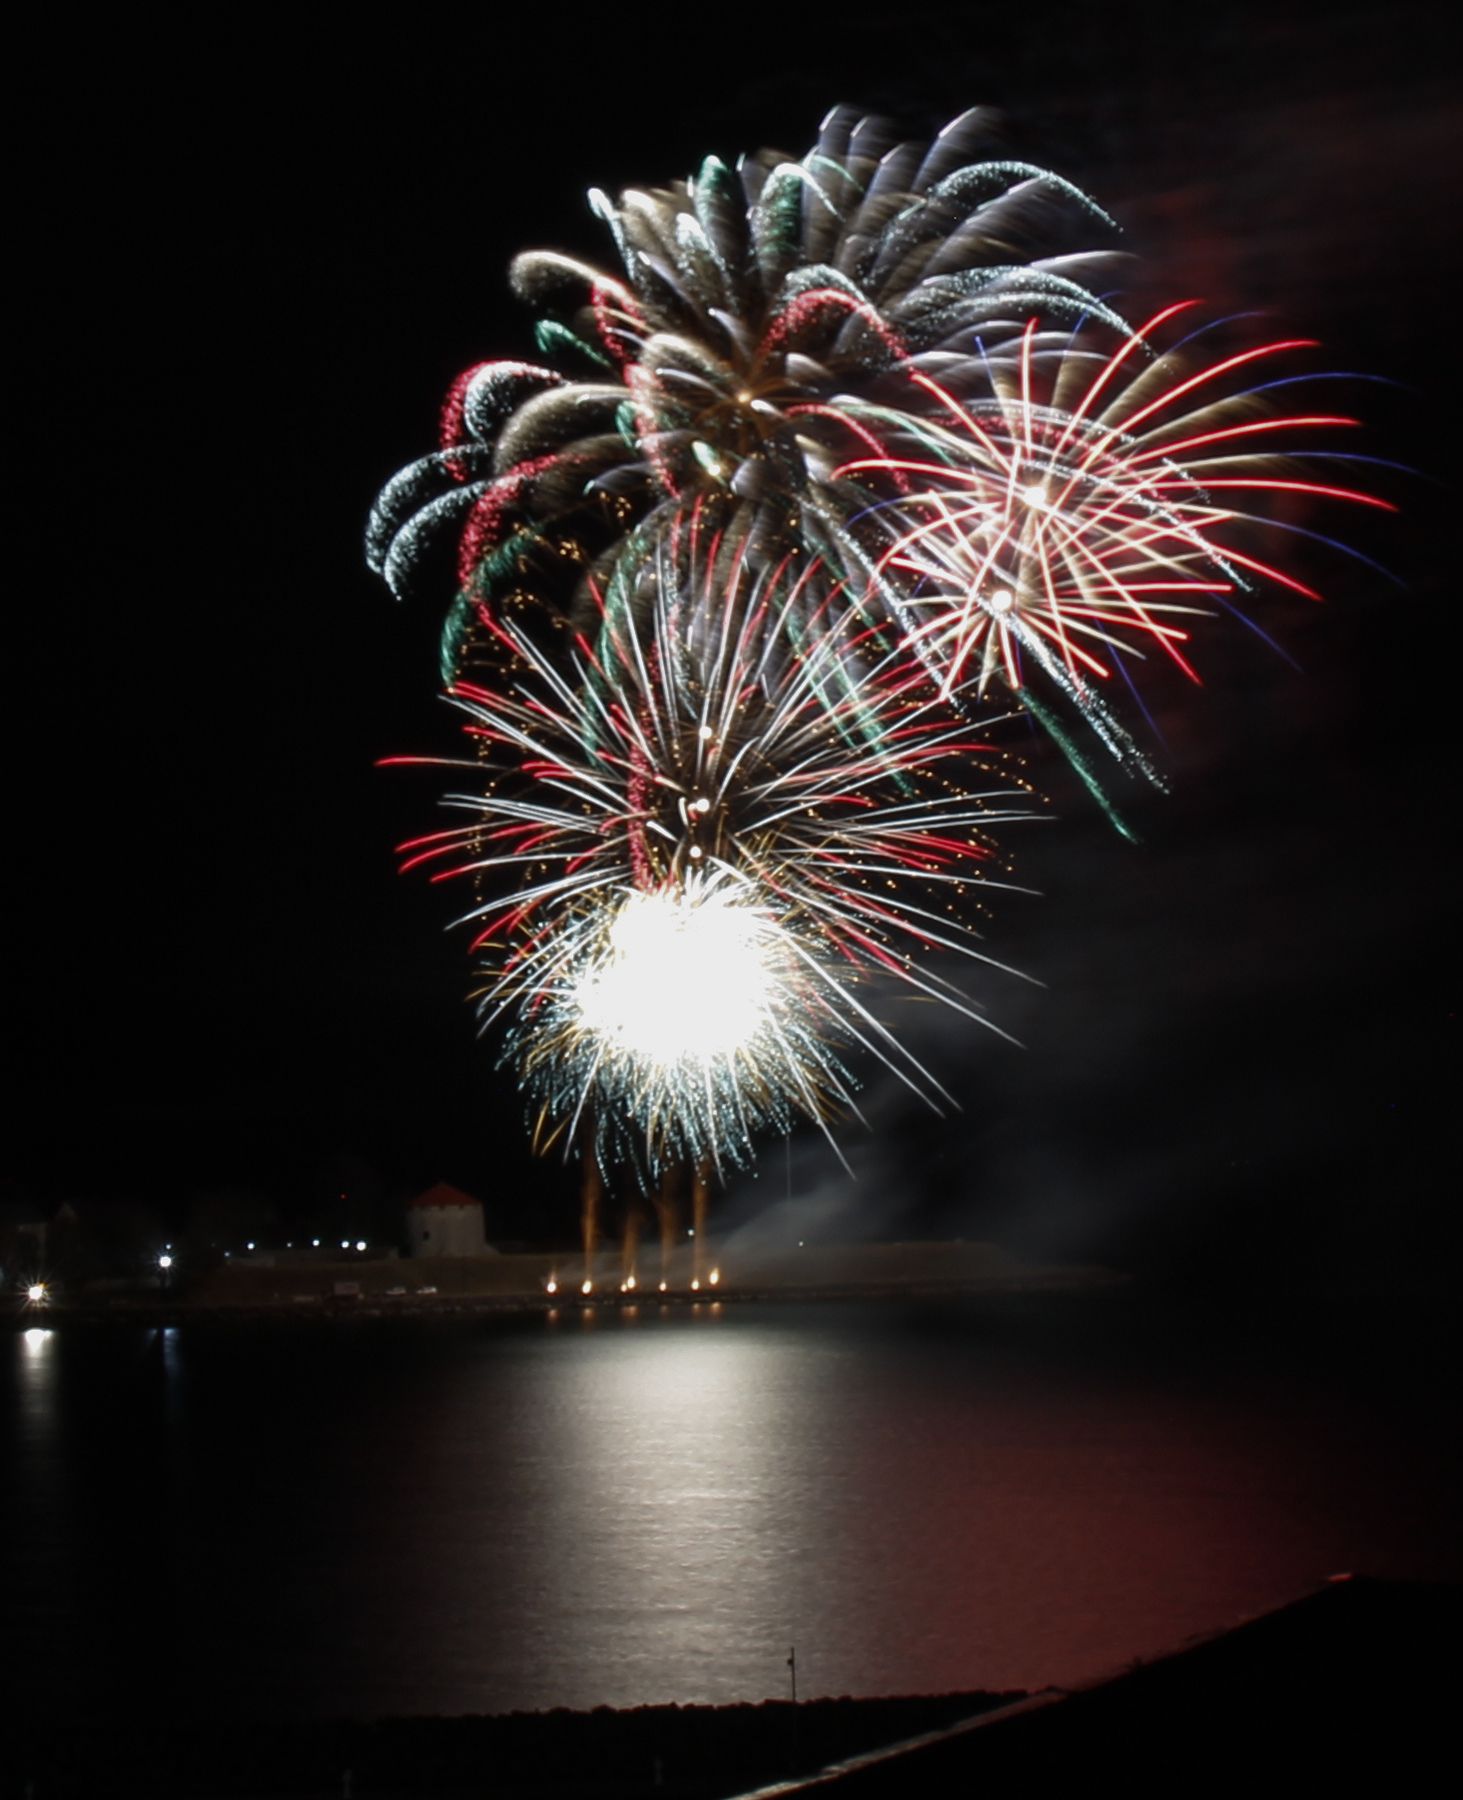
[
  {"left": 2, "top": 1691, "right": 1018, "bottom": 1799},
  {"left": 5, "top": 1580, "right": 1456, "bottom": 1796}
]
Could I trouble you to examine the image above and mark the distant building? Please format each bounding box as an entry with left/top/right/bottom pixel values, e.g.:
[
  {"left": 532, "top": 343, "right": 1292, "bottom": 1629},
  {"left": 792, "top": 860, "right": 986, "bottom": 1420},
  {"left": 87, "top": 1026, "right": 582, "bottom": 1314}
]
[{"left": 405, "top": 1183, "right": 491, "bottom": 1258}]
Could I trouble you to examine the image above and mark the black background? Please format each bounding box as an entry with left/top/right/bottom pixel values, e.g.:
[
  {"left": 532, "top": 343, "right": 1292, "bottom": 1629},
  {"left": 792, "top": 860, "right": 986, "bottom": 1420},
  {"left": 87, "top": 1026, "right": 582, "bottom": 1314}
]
[{"left": 8, "top": 2, "right": 1459, "bottom": 1288}]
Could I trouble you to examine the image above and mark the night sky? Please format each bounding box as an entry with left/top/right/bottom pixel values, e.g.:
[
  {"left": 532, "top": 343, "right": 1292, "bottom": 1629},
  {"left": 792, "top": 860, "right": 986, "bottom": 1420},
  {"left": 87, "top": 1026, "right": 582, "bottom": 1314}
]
[{"left": 10, "top": 3, "right": 1460, "bottom": 1288}]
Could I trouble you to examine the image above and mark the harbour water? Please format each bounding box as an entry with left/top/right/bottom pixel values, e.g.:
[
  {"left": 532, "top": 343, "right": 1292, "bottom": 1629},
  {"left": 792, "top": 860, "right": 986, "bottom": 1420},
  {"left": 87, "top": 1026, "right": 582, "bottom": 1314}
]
[{"left": 3, "top": 1295, "right": 1456, "bottom": 1721}]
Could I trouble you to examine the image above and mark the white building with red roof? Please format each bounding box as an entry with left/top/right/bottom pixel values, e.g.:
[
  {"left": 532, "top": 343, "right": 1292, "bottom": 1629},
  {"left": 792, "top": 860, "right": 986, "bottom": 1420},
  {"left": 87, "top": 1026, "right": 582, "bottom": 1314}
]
[{"left": 405, "top": 1182, "right": 490, "bottom": 1258}]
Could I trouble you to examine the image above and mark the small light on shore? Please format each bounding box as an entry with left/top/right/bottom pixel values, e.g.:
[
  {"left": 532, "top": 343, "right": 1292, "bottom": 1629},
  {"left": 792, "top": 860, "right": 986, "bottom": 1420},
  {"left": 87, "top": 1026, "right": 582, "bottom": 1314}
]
[
  {"left": 581, "top": 1279, "right": 593, "bottom": 1296},
  {"left": 546, "top": 1277, "right": 558, "bottom": 1295},
  {"left": 157, "top": 1254, "right": 173, "bottom": 1271},
  {"left": 690, "top": 1278, "right": 701, "bottom": 1292},
  {"left": 26, "top": 1282, "right": 47, "bottom": 1304},
  {"left": 708, "top": 1268, "right": 720, "bottom": 1286},
  {"left": 658, "top": 1281, "right": 668, "bottom": 1293}
]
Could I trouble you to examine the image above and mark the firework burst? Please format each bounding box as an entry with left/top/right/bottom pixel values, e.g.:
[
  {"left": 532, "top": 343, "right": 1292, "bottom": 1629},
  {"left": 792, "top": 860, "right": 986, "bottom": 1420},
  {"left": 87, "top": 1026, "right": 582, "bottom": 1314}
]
[
  {"left": 366, "top": 106, "right": 1124, "bottom": 681},
  {"left": 371, "top": 104, "right": 1390, "bottom": 1186},
  {"left": 833, "top": 303, "right": 1394, "bottom": 822},
  {"left": 388, "top": 541, "right": 1039, "bottom": 1180}
]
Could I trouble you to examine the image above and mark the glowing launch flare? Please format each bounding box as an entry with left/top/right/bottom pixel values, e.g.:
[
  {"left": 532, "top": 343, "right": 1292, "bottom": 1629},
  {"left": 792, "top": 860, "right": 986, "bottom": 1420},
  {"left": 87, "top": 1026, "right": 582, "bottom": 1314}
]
[{"left": 573, "top": 882, "right": 779, "bottom": 1064}]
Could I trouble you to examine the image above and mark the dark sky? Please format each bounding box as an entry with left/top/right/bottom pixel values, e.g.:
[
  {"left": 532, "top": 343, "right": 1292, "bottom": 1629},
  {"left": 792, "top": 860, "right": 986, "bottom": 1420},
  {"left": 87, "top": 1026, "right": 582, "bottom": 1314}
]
[{"left": 8, "top": 3, "right": 1460, "bottom": 1287}]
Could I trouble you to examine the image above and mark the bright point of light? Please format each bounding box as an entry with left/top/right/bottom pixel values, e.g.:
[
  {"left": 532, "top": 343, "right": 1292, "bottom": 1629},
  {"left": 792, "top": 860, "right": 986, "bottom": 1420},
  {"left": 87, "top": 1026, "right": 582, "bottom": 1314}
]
[
  {"left": 697, "top": 724, "right": 713, "bottom": 740},
  {"left": 709, "top": 1268, "right": 720, "bottom": 1286},
  {"left": 658, "top": 1280, "right": 668, "bottom": 1292},
  {"left": 26, "top": 1283, "right": 47, "bottom": 1303},
  {"left": 157, "top": 1254, "right": 173, "bottom": 1271},
  {"left": 340, "top": 1240, "right": 349, "bottom": 1250},
  {"left": 246, "top": 1241, "right": 255, "bottom": 1251},
  {"left": 581, "top": 1279, "right": 593, "bottom": 1296},
  {"left": 989, "top": 588, "right": 1015, "bottom": 614},
  {"left": 24, "top": 1327, "right": 50, "bottom": 1346},
  {"left": 687, "top": 1228, "right": 695, "bottom": 1237},
  {"left": 546, "top": 1277, "right": 558, "bottom": 1295},
  {"left": 625, "top": 1274, "right": 636, "bottom": 1291},
  {"left": 1023, "top": 481, "right": 1049, "bottom": 507},
  {"left": 573, "top": 880, "right": 778, "bottom": 1063},
  {"left": 691, "top": 797, "right": 711, "bottom": 814},
  {"left": 312, "top": 1239, "right": 320, "bottom": 1248},
  {"left": 736, "top": 389, "right": 752, "bottom": 404},
  {"left": 690, "top": 1278, "right": 701, "bottom": 1291},
  {"left": 355, "top": 1240, "right": 366, "bottom": 1253}
]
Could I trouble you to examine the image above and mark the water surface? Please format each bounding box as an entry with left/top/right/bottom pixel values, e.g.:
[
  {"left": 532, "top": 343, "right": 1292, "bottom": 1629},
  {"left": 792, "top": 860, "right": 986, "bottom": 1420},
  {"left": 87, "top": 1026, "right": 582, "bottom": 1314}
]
[{"left": 3, "top": 1297, "right": 1455, "bottom": 1719}]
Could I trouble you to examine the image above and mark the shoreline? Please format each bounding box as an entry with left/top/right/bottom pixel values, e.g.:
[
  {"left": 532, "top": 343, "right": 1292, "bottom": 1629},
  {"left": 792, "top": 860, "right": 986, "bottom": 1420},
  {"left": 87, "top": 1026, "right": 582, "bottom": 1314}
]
[
  {"left": 11, "top": 1277, "right": 1125, "bottom": 1329},
  {"left": 11, "top": 1238, "right": 1126, "bottom": 1328}
]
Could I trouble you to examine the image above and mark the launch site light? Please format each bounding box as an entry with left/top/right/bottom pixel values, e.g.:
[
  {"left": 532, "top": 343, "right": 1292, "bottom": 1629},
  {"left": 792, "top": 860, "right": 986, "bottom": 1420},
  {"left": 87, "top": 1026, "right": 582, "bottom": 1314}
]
[
  {"left": 158, "top": 1254, "right": 173, "bottom": 1271},
  {"left": 26, "top": 1283, "right": 47, "bottom": 1303}
]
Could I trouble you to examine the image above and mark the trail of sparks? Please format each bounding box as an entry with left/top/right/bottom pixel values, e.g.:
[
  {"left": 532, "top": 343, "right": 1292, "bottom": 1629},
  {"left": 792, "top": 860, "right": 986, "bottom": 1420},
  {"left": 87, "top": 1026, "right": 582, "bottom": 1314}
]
[{"left": 830, "top": 308, "right": 1388, "bottom": 780}]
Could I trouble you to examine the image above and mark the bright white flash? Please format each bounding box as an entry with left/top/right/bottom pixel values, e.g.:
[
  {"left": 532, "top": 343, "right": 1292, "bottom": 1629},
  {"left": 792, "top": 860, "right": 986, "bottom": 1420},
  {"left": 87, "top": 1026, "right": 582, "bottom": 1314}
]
[{"left": 574, "top": 881, "right": 776, "bottom": 1063}]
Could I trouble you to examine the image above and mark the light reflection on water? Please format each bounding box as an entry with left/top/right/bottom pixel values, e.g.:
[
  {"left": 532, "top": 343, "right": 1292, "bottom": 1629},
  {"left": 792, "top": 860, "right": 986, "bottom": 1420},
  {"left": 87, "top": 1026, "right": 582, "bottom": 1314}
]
[{"left": 2, "top": 1300, "right": 1456, "bottom": 1720}]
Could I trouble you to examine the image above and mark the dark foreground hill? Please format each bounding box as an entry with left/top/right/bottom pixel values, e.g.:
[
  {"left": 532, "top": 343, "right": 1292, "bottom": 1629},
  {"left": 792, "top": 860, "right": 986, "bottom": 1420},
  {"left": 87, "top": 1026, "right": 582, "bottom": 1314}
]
[{"left": 2, "top": 1577, "right": 1454, "bottom": 1797}]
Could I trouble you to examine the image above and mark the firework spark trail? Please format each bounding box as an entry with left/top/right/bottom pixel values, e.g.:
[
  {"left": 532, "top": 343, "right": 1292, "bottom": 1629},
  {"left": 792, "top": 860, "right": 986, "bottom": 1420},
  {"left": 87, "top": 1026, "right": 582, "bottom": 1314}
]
[
  {"left": 833, "top": 306, "right": 1392, "bottom": 788},
  {"left": 387, "top": 542, "right": 1040, "bottom": 1182},
  {"left": 367, "top": 115, "right": 1384, "bottom": 828},
  {"left": 366, "top": 107, "right": 1126, "bottom": 680}
]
